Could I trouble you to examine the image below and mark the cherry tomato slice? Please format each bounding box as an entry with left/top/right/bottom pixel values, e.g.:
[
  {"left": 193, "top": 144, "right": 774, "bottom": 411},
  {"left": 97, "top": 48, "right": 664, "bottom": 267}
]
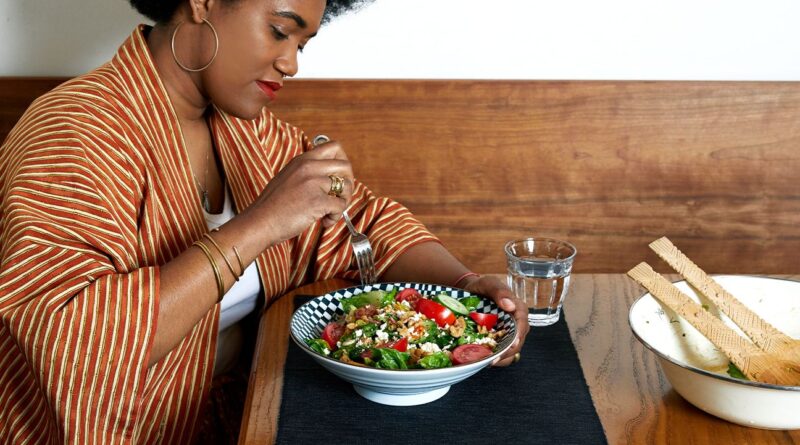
[
  {"left": 395, "top": 288, "right": 422, "bottom": 309},
  {"left": 469, "top": 312, "right": 499, "bottom": 330},
  {"left": 386, "top": 337, "right": 408, "bottom": 352},
  {"left": 321, "top": 322, "right": 345, "bottom": 350},
  {"left": 451, "top": 344, "right": 494, "bottom": 365},
  {"left": 416, "top": 298, "right": 456, "bottom": 327}
]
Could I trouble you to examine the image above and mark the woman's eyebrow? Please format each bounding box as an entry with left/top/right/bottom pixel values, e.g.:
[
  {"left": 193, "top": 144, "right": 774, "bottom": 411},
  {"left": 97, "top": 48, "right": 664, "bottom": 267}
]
[{"left": 272, "top": 10, "right": 308, "bottom": 29}]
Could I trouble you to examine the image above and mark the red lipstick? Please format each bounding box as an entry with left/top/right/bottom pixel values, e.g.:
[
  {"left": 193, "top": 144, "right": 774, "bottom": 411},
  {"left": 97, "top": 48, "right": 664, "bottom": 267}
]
[{"left": 256, "top": 80, "right": 282, "bottom": 100}]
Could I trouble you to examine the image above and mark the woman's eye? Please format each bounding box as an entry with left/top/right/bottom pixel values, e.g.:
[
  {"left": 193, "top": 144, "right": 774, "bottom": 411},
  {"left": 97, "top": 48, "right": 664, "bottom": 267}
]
[{"left": 271, "top": 26, "right": 288, "bottom": 41}]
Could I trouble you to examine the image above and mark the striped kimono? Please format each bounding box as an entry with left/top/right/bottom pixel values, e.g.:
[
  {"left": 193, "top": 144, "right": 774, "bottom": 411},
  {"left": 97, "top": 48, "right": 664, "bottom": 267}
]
[{"left": 0, "top": 26, "right": 437, "bottom": 444}]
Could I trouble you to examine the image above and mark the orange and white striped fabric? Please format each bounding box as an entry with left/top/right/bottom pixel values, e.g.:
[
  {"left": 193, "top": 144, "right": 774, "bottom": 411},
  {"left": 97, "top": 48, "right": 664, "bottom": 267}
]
[{"left": 0, "top": 25, "right": 438, "bottom": 444}]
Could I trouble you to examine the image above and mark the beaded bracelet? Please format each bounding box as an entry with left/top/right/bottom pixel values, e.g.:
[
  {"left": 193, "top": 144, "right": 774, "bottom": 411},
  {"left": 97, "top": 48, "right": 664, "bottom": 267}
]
[
  {"left": 453, "top": 271, "right": 480, "bottom": 288},
  {"left": 193, "top": 240, "right": 225, "bottom": 303}
]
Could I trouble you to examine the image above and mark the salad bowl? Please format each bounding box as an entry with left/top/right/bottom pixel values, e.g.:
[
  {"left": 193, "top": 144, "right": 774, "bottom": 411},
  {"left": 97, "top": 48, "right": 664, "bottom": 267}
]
[
  {"left": 290, "top": 282, "right": 517, "bottom": 406},
  {"left": 629, "top": 275, "right": 800, "bottom": 429}
]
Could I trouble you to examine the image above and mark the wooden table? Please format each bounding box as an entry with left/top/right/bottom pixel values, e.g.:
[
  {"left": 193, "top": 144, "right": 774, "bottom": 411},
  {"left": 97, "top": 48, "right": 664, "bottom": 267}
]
[{"left": 238, "top": 274, "right": 800, "bottom": 445}]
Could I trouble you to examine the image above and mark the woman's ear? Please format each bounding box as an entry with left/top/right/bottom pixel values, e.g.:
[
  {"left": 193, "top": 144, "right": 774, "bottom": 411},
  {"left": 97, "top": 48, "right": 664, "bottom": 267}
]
[{"left": 188, "top": 0, "right": 216, "bottom": 23}]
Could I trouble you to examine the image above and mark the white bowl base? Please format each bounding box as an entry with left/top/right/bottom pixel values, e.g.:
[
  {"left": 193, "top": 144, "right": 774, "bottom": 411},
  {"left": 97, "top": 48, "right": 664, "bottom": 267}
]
[{"left": 353, "top": 385, "right": 450, "bottom": 406}]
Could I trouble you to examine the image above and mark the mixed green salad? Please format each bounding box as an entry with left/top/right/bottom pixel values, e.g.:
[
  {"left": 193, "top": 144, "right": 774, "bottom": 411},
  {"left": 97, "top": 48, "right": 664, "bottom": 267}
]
[{"left": 305, "top": 288, "right": 508, "bottom": 369}]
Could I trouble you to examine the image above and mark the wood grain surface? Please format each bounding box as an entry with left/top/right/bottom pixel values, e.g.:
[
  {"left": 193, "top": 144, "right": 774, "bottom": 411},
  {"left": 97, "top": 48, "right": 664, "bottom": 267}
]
[
  {"left": 566, "top": 274, "right": 800, "bottom": 445},
  {"left": 266, "top": 80, "right": 800, "bottom": 274},
  {"left": 238, "top": 275, "right": 800, "bottom": 445},
  {"left": 3, "top": 78, "right": 800, "bottom": 274}
]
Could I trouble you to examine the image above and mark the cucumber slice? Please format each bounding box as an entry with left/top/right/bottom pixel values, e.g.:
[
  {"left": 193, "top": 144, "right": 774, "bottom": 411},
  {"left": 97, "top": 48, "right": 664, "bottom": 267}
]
[{"left": 434, "top": 294, "right": 469, "bottom": 316}]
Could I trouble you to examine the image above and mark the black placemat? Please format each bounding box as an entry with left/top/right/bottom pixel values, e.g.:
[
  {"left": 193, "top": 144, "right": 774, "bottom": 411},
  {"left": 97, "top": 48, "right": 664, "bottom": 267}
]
[{"left": 276, "top": 296, "right": 606, "bottom": 445}]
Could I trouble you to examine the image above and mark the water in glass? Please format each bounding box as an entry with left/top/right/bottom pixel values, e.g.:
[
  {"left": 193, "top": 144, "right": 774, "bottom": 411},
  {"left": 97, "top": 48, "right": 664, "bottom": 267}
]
[{"left": 505, "top": 238, "right": 576, "bottom": 327}]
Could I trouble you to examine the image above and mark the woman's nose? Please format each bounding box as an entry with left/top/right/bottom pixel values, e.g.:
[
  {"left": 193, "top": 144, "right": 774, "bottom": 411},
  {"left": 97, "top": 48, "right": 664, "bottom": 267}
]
[{"left": 275, "top": 50, "right": 299, "bottom": 78}]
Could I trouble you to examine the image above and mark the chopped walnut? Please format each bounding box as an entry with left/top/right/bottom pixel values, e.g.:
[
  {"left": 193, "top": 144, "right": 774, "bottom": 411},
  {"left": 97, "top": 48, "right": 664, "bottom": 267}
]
[
  {"left": 449, "top": 317, "right": 466, "bottom": 338},
  {"left": 409, "top": 348, "right": 426, "bottom": 365}
]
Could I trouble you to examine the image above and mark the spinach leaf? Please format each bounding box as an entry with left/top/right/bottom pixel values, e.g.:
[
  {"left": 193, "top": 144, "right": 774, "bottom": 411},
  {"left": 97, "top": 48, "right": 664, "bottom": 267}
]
[
  {"left": 418, "top": 352, "right": 452, "bottom": 369},
  {"left": 434, "top": 330, "right": 454, "bottom": 349},
  {"left": 305, "top": 338, "right": 331, "bottom": 355},
  {"left": 460, "top": 296, "right": 481, "bottom": 311},
  {"left": 347, "top": 345, "right": 369, "bottom": 361},
  {"left": 379, "top": 288, "right": 398, "bottom": 307},
  {"left": 340, "top": 290, "right": 391, "bottom": 312},
  {"left": 360, "top": 323, "right": 378, "bottom": 338},
  {"left": 374, "top": 348, "right": 410, "bottom": 369},
  {"left": 457, "top": 330, "right": 482, "bottom": 345}
]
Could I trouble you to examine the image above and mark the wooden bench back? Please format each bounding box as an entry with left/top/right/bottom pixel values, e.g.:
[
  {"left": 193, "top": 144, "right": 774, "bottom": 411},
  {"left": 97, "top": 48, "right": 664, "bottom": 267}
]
[{"left": 3, "top": 78, "right": 799, "bottom": 273}]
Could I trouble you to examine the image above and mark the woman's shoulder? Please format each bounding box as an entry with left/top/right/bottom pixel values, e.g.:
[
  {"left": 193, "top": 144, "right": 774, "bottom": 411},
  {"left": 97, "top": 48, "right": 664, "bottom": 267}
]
[
  {"left": 30, "top": 64, "right": 132, "bottom": 118},
  {"left": 5, "top": 65, "right": 147, "bottom": 172},
  {"left": 15, "top": 66, "right": 129, "bottom": 136}
]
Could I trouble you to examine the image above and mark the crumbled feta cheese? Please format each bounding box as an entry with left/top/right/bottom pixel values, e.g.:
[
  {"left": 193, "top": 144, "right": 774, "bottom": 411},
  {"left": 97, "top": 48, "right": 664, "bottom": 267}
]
[
  {"left": 380, "top": 323, "right": 388, "bottom": 330},
  {"left": 420, "top": 342, "right": 441, "bottom": 354},
  {"left": 376, "top": 330, "right": 389, "bottom": 342},
  {"left": 475, "top": 337, "right": 497, "bottom": 347},
  {"left": 323, "top": 348, "right": 330, "bottom": 356},
  {"left": 410, "top": 313, "right": 422, "bottom": 322},
  {"left": 401, "top": 300, "right": 411, "bottom": 308}
]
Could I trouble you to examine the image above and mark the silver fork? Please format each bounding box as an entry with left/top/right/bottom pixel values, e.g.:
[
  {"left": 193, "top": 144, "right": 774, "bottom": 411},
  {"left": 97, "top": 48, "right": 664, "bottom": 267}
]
[
  {"left": 311, "top": 134, "right": 378, "bottom": 284},
  {"left": 313, "top": 134, "right": 377, "bottom": 285},
  {"left": 341, "top": 210, "right": 377, "bottom": 285}
]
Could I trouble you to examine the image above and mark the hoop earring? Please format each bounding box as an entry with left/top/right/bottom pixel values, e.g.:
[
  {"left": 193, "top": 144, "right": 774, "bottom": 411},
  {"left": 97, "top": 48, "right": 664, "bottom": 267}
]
[{"left": 171, "top": 18, "right": 219, "bottom": 72}]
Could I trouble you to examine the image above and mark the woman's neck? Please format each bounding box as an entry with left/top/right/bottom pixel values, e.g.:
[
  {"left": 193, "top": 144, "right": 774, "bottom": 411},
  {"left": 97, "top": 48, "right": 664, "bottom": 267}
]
[{"left": 145, "top": 23, "right": 210, "bottom": 124}]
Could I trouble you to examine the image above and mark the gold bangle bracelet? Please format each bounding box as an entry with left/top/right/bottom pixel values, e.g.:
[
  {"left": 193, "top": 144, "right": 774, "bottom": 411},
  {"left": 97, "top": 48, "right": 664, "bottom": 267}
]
[
  {"left": 231, "top": 246, "right": 245, "bottom": 275},
  {"left": 202, "top": 233, "right": 241, "bottom": 280},
  {"left": 211, "top": 227, "right": 247, "bottom": 276},
  {"left": 193, "top": 240, "right": 225, "bottom": 303}
]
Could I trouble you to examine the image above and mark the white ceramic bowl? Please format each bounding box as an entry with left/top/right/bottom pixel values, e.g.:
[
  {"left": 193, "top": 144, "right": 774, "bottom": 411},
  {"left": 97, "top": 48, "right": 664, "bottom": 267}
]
[
  {"left": 290, "top": 282, "right": 517, "bottom": 406},
  {"left": 629, "top": 275, "right": 800, "bottom": 429}
]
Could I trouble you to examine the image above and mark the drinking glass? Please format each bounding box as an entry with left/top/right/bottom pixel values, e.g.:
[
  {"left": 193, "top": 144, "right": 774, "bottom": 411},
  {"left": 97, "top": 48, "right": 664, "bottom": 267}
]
[{"left": 505, "top": 237, "right": 577, "bottom": 326}]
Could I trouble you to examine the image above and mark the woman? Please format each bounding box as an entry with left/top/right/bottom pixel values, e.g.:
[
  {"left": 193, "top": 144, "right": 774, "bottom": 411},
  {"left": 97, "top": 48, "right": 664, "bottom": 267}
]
[{"left": 0, "top": 0, "right": 529, "bottom": 442}]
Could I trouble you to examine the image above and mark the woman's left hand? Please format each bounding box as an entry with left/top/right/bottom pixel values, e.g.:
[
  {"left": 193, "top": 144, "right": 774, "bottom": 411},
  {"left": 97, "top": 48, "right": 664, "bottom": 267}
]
[{"left": 462, "top": 275, "right": 530, "bottom": 366}]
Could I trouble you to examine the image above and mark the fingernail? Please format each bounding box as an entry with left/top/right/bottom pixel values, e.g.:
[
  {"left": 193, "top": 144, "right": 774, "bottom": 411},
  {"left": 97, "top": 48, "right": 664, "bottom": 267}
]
[
  {"left": 492, "top": 356, "right": 501, "bottom": 365},
  {"left": 501, "top": 297, "right": 515, "bottom": 310}
]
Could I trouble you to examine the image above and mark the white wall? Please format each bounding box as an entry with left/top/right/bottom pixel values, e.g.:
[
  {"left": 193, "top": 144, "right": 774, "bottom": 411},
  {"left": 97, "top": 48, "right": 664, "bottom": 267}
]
[{"left": 1, "top": 0, "right": 799, "bottom": 80}]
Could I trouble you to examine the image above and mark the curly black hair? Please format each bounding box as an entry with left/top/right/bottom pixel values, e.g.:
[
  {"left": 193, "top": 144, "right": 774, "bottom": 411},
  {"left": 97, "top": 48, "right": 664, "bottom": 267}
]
[{"left": 128, "top": 0, "right": 373, "bottom": 25}]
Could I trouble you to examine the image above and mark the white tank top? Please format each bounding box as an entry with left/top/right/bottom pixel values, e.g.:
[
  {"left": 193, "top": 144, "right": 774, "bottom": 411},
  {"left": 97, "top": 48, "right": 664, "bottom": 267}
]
[{"left": 203, "top": 186, "right": 261, "bottom": 373}]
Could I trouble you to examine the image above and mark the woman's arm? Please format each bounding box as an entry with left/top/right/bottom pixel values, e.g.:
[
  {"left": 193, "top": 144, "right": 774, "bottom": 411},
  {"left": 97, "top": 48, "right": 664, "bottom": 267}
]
[{"left": 151, "top": 141, "right": 355, "bottom": 366}]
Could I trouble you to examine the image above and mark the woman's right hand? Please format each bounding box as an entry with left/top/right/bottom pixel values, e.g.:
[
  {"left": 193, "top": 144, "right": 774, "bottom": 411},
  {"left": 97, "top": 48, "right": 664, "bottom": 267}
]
[{"left": 246, "top": 139, "right": 354, "bottom": 245}]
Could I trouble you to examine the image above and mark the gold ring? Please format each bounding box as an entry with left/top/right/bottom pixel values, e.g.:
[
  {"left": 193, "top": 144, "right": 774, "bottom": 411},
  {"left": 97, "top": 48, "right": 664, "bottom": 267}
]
[
  {"left": 513, "top": 352, "right": 521, "bottom": 364},
  {"left": 328, "top": 174, "right": 344, "bottom": 197}
]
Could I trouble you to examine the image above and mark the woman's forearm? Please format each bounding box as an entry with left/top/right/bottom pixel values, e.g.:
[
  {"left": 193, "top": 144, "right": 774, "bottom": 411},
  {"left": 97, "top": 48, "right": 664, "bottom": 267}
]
[
  {"left": 150, "top": 210, "right": 270, "bottom": 367},
  {"left": 380, "top": 241, "right": 475, "bottom": 287}
]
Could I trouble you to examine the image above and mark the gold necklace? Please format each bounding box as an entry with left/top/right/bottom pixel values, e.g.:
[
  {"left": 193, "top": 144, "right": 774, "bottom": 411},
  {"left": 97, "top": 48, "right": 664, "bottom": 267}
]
[{"left": 193, "top": 147, "right": 211, "bottom": 213}]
